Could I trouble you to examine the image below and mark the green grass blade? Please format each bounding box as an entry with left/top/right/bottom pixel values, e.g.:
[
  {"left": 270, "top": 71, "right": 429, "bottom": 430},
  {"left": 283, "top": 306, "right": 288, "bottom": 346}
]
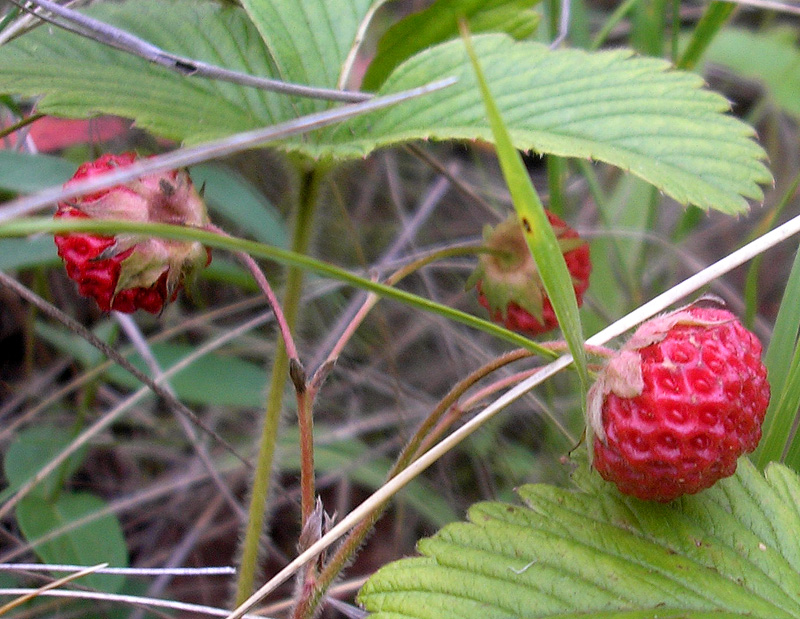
[
  {"left": 0, "top": 217, "right": 555, "bottom": 357},
  {"left": 460, "top": 26, "right": 589, "bottom": 402},
  {"left": 753, "top": 241, "right": 800, "bottom": 469},
  {"left": 677, "top": 1, "right": 736, "bottom": 70}
]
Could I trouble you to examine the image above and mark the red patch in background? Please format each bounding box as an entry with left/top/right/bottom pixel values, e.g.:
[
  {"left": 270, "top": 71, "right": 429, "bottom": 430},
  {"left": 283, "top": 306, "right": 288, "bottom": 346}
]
[{"left": 2, "top": 116, "right": 130, "bottom": 152}]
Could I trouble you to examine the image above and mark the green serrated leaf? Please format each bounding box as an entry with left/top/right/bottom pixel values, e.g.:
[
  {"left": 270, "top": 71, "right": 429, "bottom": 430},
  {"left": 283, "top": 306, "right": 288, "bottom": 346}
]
[
  {"left": 3, "top": 426, "right": 88, "bottom": 500},
  {"left": 700, "top": 27, "right": 800, "bottom": 120},
  {"left": 334, "top": 35, "right": 771, "bottom": 213},
  {"left": 362, "top": 0, "right": 540, "bottom": 91},
  {"left": 16, "top": 492, "right": 128, "bottom": 593},
  {"left": 0, "top": 6, "right": 770, "bottom": 212},
  {"left": 359, "top": 458, "right": 800, "bottom": 618}
]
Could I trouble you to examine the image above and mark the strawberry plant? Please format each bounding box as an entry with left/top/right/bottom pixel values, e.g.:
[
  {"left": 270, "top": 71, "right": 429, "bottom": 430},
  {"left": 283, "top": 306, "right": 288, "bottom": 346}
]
[{"left": 0, "top": 1, "right": 798, "bottom": 618}]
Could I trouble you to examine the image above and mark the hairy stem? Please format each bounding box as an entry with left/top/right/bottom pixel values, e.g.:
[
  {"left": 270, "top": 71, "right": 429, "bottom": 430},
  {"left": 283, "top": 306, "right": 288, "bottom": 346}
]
[
  {"left": 292, "top": 348, "right": 534, "bottom": 619},
  {"left": 234, "top": 166, "right": 325, "bottom": 605}
]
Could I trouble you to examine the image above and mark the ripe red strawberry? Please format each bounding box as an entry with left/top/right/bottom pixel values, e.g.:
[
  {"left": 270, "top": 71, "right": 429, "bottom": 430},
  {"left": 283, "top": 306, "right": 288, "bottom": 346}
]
[
  {"left": 467, "top": 212, "right": 590, "bottom": 336},
  {"left": 54, "top": 152, "right": 211, "bottom": 314},
  {"left": 588, "top": 299, "right": 770, "bottom": 502}
]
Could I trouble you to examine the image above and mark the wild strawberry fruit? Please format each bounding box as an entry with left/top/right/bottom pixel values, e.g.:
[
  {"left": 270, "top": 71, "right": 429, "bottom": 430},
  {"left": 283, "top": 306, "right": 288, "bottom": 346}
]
[
  {"left": 54, "top": 152, "right": 210, "bottom": 314},
  {"left": 467, "top": 212, "right": 590, "bottom": 336},
  {"left": 588, "top": 299, "right": 770, "bottom": 502}
]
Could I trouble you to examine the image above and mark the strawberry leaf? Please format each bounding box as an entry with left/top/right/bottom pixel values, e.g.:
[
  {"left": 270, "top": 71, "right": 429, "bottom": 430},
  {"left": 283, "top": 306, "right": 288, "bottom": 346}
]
[
  {"left": 358, "top": 458, "right": 800, "bottom": 618},
  {"left": 332, "top": 35, "right": 770, "bottom": 213},
  {"left": 0, "top": 0, "right": 290, "bottom": 144},
  {"left": 0, "top": 3, "right": 770, "bottom": 212}
]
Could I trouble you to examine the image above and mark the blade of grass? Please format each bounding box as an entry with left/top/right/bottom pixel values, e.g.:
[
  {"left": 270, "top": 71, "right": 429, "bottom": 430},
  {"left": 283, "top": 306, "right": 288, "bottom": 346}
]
[
  {"left": 677, "top": 1, "right": 737, "bottom": 70},
  {"left": 752, "top": 241, "right": 800, "bottom": 469},
  {"left": 459, "top": 22, "right": 589, "bottom": 404},
  {"left": 0, "top": 217, "right": 553, "bottom": 356}
]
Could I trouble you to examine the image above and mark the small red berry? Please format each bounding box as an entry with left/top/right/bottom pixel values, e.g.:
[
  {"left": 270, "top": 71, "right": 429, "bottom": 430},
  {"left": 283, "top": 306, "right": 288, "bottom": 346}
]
[
  {"left": 54, "top": 153, "right": 211, "bottom": 314},
  {"left": 467, "top": 212, "right": 590, "bottom": 336},
  {"left": 588, "top": 299, "right": 770, "bottom": 502}
]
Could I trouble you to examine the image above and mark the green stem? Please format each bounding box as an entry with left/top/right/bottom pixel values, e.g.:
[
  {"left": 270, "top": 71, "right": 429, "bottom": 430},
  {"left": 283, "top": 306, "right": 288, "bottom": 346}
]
[{"left": 234, "top": 165, "right": 325, "bottom": 606}]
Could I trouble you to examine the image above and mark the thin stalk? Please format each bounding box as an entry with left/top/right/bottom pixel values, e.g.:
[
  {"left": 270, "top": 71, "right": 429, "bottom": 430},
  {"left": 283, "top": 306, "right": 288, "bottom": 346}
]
[
  {"left": 294, "top": 364, "right": 315, "bottom": 526},
  {"left": 207, "top": 224, "right": 299, "bottom": 362},
  {"left": 234, "top": 166, "right": 325, "bottom": 605}
]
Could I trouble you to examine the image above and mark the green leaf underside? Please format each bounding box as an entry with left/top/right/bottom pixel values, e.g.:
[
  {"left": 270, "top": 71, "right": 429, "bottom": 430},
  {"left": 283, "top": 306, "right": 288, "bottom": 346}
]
[
  {"left": 0, "top": 2, "right": 769, "bottom": 212},
  {"left": 0, "top": 1, "right": 295, "bottom": 143},
  {"left": 358, "top": 458, "right": 800, "bottom": 618}
]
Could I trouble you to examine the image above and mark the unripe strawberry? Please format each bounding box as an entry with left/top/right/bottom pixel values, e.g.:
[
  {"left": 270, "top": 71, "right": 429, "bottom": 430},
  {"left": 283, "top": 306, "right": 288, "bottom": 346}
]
[
  {"left": 467, "top": 212, "right": 590, "bottom": 336},
  {"left": 588, "top": 299, "right": 770, "bottom": 502},
  {"left": 54, "top": 153, "right": 210, "bottom": 314}
]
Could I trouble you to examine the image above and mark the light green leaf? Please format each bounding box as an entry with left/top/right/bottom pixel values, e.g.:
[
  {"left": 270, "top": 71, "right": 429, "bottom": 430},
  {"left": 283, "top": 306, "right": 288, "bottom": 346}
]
[
  {"left": 0, "top": 4, "right": 769, "bottom": 212},
  {"left": 359, "top": 458, "right": 800, "bottom": 618},
  {"left": 700, "top": 27, "right": 800, "bottom": 120},
  {"left": 0, "top": 1, "right": 292, "bottom": 144},
  {"left": 17, "top": 492, "right": 128, "bottom": 593},
  {"left": 362, "top": 0, "right": 540, "bottom": 90},
  {"left": 333, "top": 35, "right": 770, "bottom": 213}
]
